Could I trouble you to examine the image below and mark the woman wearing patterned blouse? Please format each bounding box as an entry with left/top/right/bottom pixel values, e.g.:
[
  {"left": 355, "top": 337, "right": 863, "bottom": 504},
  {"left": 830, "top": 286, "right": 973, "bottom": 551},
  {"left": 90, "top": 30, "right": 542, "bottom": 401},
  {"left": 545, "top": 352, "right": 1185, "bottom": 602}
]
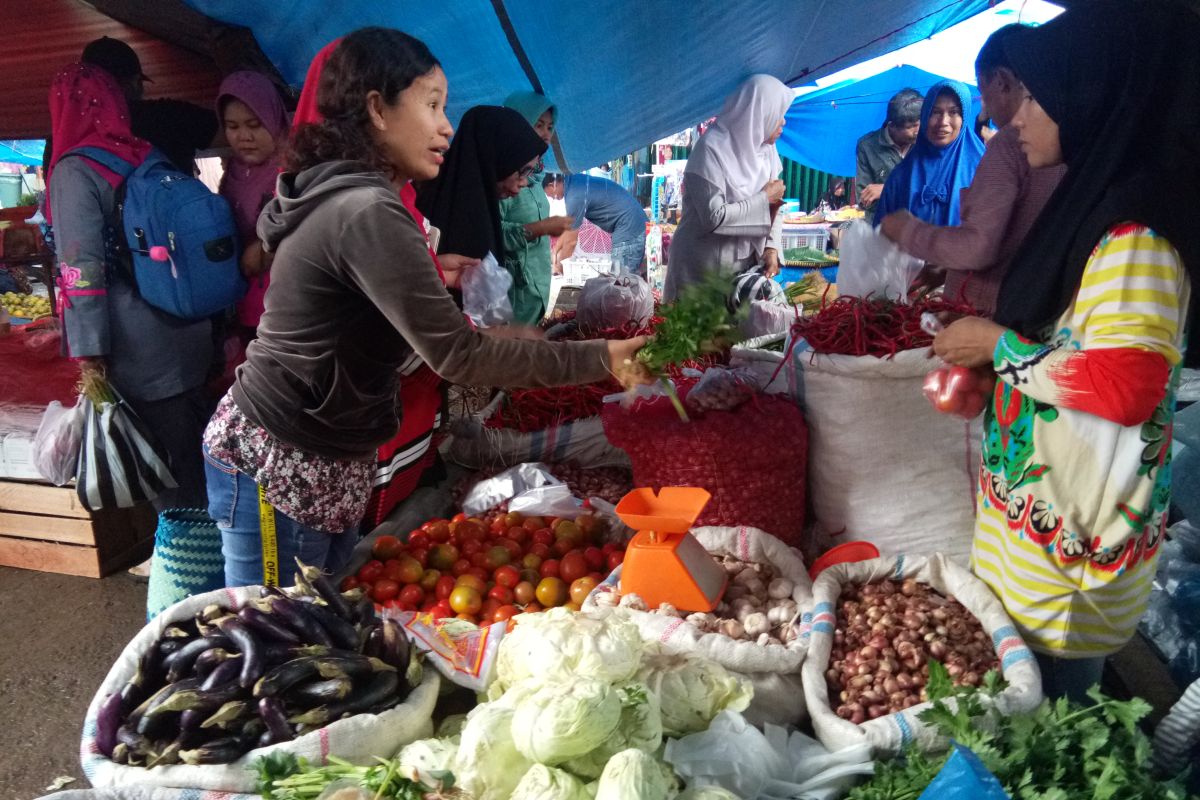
[{"left": 931, "top": 1, "right": 1199, "bottom": 701}]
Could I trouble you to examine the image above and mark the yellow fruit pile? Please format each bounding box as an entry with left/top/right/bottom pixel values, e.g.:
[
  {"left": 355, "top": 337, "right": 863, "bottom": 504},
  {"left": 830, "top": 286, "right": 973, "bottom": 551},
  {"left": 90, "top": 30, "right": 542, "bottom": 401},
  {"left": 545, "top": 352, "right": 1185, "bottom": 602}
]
[{"left": 1, "top": 291, "right": 52, "bottom": 320}]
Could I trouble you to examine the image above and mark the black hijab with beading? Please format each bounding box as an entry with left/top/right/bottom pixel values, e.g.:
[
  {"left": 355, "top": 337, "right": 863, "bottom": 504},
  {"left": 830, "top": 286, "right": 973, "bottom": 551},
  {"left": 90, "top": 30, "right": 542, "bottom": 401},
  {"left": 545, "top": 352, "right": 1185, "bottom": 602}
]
[
  {"left": 993, "top": 1, "right": 1200, "bottom": 358},
  {"left": 415, "top": 105, "right": 546, "bottom": 260}
]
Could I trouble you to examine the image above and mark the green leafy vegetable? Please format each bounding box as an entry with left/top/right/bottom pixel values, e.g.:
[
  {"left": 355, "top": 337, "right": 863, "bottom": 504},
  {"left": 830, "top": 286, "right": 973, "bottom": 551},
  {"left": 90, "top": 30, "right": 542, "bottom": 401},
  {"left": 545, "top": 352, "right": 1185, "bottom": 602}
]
[
  {"left": 254, "top": 753, "right": 461, "bottom": 800},
  {"left": 848, "top": 666, "right": 1195, "bottom": 800}
]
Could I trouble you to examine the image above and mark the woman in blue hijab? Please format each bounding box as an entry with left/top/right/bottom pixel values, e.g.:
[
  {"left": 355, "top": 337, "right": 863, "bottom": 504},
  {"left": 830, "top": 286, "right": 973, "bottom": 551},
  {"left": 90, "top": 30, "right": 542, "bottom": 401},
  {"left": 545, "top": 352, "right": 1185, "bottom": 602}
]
[{"left": 874, "top": 80, "right": 985, "bottom": 227}]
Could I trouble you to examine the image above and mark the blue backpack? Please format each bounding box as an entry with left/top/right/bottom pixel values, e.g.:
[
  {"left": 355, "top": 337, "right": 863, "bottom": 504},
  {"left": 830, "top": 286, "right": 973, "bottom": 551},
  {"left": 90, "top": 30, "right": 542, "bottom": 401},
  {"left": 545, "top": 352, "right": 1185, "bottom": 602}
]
[{"left": 69, "top": 146, "right": 245, "bottom": 320}]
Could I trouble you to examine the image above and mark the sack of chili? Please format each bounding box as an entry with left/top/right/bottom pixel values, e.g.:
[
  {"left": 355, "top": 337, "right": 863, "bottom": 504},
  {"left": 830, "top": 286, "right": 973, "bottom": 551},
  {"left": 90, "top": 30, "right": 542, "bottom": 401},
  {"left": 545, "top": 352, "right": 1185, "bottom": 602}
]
[{"left": 601, "top": 385, "right": 808, "bottom": 545}]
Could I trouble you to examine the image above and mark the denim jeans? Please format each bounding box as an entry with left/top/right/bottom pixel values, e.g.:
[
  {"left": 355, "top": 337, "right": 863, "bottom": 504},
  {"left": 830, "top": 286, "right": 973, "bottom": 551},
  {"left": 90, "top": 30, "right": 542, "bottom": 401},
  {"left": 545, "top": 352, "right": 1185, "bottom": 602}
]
[
  {"left": 611, "top": 235, "right": 646, "bottom": 277},
  {"left": 203, "top": 448, "right": 357, "bottom": 588},
  {"left": 1035, "top": 652, "right": 1106, "bottom": 703}
]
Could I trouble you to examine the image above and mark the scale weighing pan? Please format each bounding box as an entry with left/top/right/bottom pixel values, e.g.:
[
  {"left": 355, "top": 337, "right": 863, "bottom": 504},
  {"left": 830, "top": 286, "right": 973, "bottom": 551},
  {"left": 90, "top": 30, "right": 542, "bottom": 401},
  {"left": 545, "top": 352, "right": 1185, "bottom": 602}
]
[{"left": 615, "top": 487, "right": 727, "bottom": 612}]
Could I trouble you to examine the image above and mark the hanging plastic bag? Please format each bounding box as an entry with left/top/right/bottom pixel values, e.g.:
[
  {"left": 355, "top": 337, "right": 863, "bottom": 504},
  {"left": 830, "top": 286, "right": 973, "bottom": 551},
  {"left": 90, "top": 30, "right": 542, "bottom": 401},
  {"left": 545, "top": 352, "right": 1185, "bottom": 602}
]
[
  {"left": 576, "top": 272, "right": 654, "bottom": 332},
  {"left": 837, "top": 220, "right": 924, "bottom": 300},
  {"left": 75, "top": 379, "right": 177, "bottom": 511},
  {"left": 685, "top": 367, "right": 758, "bottom": 413},
  {"left": 729, "top": 264, "right": 786, "bottom": 313},
  {"left": 462, "top": 252, "right": 514, "bottom": 327},
  {"left": 32, "top": 399, "right": 84, "bottom": 485}
]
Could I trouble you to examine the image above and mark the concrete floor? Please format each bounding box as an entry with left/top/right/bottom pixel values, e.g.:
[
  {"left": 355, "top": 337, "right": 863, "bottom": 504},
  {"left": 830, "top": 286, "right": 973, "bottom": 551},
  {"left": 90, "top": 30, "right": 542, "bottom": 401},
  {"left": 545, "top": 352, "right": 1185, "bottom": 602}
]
[{"left": 0, "top": 566, "right": 145, "bottom": 800}]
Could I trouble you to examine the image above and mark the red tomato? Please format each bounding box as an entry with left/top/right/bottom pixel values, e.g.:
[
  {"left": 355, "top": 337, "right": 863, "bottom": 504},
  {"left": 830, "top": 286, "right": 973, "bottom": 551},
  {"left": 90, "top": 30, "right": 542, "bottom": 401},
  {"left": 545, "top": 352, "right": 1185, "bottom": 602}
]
[
  {"left": 451, "top": 559, "right": 472, "bottom": 577},
  {"left": 371, "top": 578, "right": 400, "bottom": 603},
  {"left": 339, "top": 576, "right": 360, "bottom": 592},
  {"left": 435, "top": 575, "right": 457, "bottom": 600},
  {"left": 467, "top": 566, "right": 490, "bottom": 583},
  {"left": 493, "top": 604, "right": 520, "bottom": 623},
  {"left": 532, "top": 529, "right": 556, "bottom": 548},
  {"left": 493, "top": 565, "right": 520, "bottom": 589},
  {"left": 452, "top": 512, "right": 469, "bottom": 523},
  {"left": 357, "top": 560, "right": 384, "bottom": 585},
  {"left": 521, "top": 601, "right": 543, "bottom": 614},
  {"left": 428, "top": 543, "right": 460, "bottom": 571},
  {"left": 498, "top": 538, "right": 523, "bottom": 558},
  {"left": 383, "top": 597, "right": 405, "bottom": 611},
  {"left": 399, "top": 584, "right": 425, "bottom": 607},
  {"left": 521, "top": 552, "right": 544, "bottom": 571},
  {"left": 421, "top": 598, "right": 437, "bottom": 613},
  {"left": 488, "top": 585, "right": 514, "bottom": 604},
  {"left": 418, "top": 569, "right": 442, "bottom": 592},
  {"left": 530, "top": 542, "right": 552, "bottom": 559},
  {"left": 461, "top": 539, "right": 484, "bottom": 557},
  {"left": 570, "top": 576, "right": 598, "bottom": 605},
  {"left": 559, "top": 551, "right": 589, "bottom": 584},
  {"left": 408, "top": 547, "right": 428, "bottom": 568},
  {"left": 406, "top": 531, "right": 430, "bottom": 551},
  {"left": 430, "top": 600, "right": 454, "bottom": 620},
  {"left": 504, "top": 511, "right": 524, "bottom": 528},
  {"left": 382, "top": 559, "right": 406, "bottom": 583},
  {"left": 469, "top": 551, "right": 490, "bottom": 569},
  {"left": 514, "top": 580, "right": 536, "bottom": 605},
  {"left": 423, "top": 519, "right": 451, "bottom": 543},
  {"left": 485, "top": 545, "right": 511, "bottom": 569},
  {"left": 583, "top": 546, "right": 605, "bottom": 571},
  {"left": 552, "top": 537, "right": 576, "bottom": 558},
  {"left": 449, "top": 585, "right": 482, "bottom": 615},
  {"left": 601, "top": 542, "right": 618, "bottom": 556},
  {"left": 455, "top": 612, "right": 476, "bottom": 622},
  {"left": 489, "top": 515, "right": 508, "bottom": 535},
  {"left": 540, "top": 559, "right": 561, "bottom": 579},
  {"left": 522, "top": 517, "right": 546, "bottom": 532},
  {"left": 395, "top": 557, "right": 425, "bottom": 584},
  {"left": 588, "top": 571, "right": 605, "bottom": 584},
  {"left": 606, "top": 551, "right": 625, "bottom": 571},
  {"left": 453, "top": 519, "right": 487, "bottom": 544},
  {"left": 371, "top": 535, "right": 403, "bottom": 561},
  {"left": 505, "top": 526, "right": 530, "bottom": 545},
  {"left": 481, "top": 597, "right": 502, "bottom": 621},
  {"left": 456, "top": 573, "right": 487, "bottom": 593}
]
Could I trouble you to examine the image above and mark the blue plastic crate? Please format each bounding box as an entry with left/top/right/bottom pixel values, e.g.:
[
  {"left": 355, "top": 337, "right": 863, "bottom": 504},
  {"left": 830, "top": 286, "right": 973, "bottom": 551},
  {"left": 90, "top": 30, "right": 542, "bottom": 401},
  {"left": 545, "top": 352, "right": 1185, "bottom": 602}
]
[{"left": 774, "top": 265, "right": 837, "bottom": 286}]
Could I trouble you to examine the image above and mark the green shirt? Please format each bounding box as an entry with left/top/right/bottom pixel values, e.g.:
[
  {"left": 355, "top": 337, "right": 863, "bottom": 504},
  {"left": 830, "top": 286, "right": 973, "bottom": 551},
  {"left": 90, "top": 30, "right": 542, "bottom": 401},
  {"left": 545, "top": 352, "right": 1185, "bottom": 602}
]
[{"left": 499, "top": 178, "right": 552, "bottom": 324}]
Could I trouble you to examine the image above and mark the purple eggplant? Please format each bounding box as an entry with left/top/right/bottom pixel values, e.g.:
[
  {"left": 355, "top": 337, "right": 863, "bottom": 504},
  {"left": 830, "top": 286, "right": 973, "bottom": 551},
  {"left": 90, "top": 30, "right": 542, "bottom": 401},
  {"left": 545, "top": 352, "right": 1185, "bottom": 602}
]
[
  {"left": 193, "top": 647, "right": 239, "bottom": 681},
  {"left": 215, "top": 616, "right": 264, "bottom": 688},
  {"left": 200, "top": 658, "right": 242, "bottom": 691},
  {"left": 265, "top": 596, "right": 334, "bottom": 648},
  {"left": 179, "top": 736, "right": 243, "bottom": 765},
  {"left": 258, "top": 697, "right": 294, "bottom": 745},
  {"left": 239, "top": 606, "right": 301, "bottom": 644},
  {"left": 296, "top": 596, "right": 359, "bottom": 651},
  {"left": 288, "top": 669, "right": 400, "bottom": 727},
  {"left": 288, "top": 676, "right": 353, "bottom": 705},
  {"left": 379, "top": 619, "right": 412, "bottom": 674},
  {"left": 95, "top": 692, "right": 123, "bottom": 758},
  {"left": 164, "top": 635, "right": 232, "bottom": 683},
  {"left": 297, "top": 560, "right": 353, "bottom": 620}
]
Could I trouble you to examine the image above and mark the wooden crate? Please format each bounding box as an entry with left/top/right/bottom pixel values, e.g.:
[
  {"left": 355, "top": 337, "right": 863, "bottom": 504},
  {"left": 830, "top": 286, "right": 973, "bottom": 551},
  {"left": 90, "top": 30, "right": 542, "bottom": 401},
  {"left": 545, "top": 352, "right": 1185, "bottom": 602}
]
[{"left": 0, "top": 478, "right": 156, "bottom": 578}]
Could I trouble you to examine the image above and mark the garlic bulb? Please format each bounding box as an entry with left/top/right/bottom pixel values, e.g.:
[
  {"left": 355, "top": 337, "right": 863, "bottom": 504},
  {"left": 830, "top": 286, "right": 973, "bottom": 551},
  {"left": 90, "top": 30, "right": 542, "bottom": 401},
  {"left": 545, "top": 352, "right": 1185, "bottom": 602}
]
[
  {"left": 618, "top": 593, "right": 648, "bottom": 611},
  {"left": 686, "top": 612, "right": 715, "bottom": 631},
  {"left": 766, "top": 599, "right": 798, "bottom": 625},
  {"left": 657, "top": 602, "right": 681, "bottom": 618},
  {"left": 767, "top": 578, "right": 795, "bottom": 600},
  {"left": 741, "top": 577, "right": 766, "bottom": 597},
  {"left": 717, "top": 618, "right": 744, "bottom": 639},
  {"left": 743, "top": 612, "right": 770, "bottom": 638},
  {"left": 592, "top": 590, "right": 619, "bottom": 608}
]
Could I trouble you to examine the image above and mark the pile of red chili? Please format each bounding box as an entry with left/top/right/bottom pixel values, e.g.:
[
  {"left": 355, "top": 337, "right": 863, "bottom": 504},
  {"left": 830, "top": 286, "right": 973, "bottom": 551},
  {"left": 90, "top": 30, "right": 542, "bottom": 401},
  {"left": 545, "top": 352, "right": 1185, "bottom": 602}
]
[
  {"left": 485, "top": 315, "right": 723, "bottom": 432},
  {"left": 790, "top": 295, "right": 978, "bottom": 358}
]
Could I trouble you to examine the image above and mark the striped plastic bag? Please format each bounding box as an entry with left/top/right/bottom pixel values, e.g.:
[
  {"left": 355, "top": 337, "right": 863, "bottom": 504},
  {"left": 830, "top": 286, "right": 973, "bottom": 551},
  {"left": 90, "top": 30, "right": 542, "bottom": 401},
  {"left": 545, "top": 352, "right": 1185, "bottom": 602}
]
[{"left": 75, "top": 385, "right": 176, "bottom": 511}]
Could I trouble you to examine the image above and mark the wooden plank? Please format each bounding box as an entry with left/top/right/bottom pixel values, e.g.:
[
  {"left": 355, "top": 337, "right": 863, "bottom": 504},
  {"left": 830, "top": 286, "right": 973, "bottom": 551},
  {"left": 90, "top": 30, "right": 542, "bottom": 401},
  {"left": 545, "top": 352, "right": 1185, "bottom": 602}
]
[
  {"left": 97, "top": 530, "right": 154, "bottom": 578},
  {"left": 0, "top": 510, "right": 97, "bottom": 545},
  {"left": 0, "top": 479, "right": 91, "bottom": 519},
  {"left": 0, "top": 534, "right": 101, "bottom": 578}
]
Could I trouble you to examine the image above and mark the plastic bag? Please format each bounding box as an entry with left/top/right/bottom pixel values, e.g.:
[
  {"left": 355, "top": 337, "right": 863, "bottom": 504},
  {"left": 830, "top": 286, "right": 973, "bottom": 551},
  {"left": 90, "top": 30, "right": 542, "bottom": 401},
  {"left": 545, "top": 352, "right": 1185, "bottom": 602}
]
[
  {"left": 462, "top": 252, "right": 514, "bottom": 327},
  {"left": 685, "top": 367, "right": 757, "bottom": 413},
  {"left": 33, "top": 399, "right": 84, "bottom": 485},
  {"left": 663, "top": 710, "right": 875, "bottom": 800},
  {"left": 922, "top": 366, "right": 992, "bottom": 419},
  {"left": 743, "top": 299, "right": 792, "bottom": 339},
  {"left": 76, "top": 385, "right": 177, "bottom": 511},
  {"left": 837, "top": 220, "right": 924, "bottom": 299},
  {"left": 576, "top": 272, "right": 654, "bottom": 332},
  {"left": 729, "top": 264, "right": 786, "bottom": 312},
  {"left": 917, "top": 745, "right": 1011, "bottom": 799},
  {"left": 461, "top": 462, "right": 562, "bottom": 517}
]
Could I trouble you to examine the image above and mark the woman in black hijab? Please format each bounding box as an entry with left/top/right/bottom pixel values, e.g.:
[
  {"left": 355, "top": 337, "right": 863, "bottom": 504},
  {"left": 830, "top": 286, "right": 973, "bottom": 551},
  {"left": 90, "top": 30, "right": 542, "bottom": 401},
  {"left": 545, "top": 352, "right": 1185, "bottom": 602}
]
[
  {"left": 931, "top": 0, "right": 1199, "bottom": 701},
  {"left": 415, "top": 105, "right": 547, "bottom": 261}
]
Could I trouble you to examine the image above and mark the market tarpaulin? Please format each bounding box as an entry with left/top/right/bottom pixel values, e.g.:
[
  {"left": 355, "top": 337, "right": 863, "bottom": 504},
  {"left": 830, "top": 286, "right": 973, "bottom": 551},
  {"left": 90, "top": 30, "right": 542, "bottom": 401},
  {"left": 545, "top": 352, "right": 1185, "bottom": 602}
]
[
  {"left": 0, "top": 141, "right": 43, "bottom": 167},
  {"left": 777, "top": 65, "right": 982, "bottom": 178},
  {"left": 183, "top": 0, "right": 990, "bottom": 170}
]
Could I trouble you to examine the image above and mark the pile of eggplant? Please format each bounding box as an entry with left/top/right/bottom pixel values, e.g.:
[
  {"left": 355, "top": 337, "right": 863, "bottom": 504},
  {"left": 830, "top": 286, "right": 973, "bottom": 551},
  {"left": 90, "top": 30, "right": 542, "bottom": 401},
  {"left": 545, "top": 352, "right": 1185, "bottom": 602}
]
[{"left": 95, "top": 562, "right": 421, "bottom": 768}]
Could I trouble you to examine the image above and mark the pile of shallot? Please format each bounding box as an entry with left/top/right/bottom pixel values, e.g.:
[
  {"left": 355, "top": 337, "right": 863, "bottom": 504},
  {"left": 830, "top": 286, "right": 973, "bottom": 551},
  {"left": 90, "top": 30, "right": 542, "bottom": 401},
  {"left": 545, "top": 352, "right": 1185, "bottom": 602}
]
[
  {"left": 594, "top": 556, "right": 803, "bottom": 647},
  {"left": 827, "top": 578, "right": 999, "bottom": 724}
]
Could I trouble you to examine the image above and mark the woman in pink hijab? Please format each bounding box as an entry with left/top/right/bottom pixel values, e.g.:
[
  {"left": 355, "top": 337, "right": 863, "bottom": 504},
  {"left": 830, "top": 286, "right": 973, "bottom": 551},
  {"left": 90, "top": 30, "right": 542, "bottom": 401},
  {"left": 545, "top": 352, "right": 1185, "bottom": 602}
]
[{"left": 216, "top": 70, "right": 289, "bottom": 330}]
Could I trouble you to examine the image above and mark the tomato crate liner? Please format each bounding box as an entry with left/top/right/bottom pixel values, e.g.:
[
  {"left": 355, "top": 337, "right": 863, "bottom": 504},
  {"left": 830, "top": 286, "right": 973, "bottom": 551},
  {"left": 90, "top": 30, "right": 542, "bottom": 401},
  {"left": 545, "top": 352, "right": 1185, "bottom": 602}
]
[
  {"left": 582, "top": 525, "right": 814, "bottom": 727},
  {"left": 81, "top": 585, "right": 440, "bottom": 794},
  {"left": 446, "top": 413, "right": 630, "bottom": 471},
  {"left": 785, "top": 343, "right": 981, "bottom": 564},
  {"left": 802, "top": 553, "right": 1043, "bottom": 757},
  {"left": 601, "top": 391, "right": 808, "bottom": 547}
]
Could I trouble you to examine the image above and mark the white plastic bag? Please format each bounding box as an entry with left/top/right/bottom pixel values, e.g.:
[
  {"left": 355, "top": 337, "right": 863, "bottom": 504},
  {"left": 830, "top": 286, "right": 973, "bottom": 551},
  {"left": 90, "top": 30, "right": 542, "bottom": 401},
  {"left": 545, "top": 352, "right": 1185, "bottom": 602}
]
[
  {"left": 837, "top": 220, "right": 923, "bottom": 300},
  {"left": 664, "top": 710, "right": 875, "bottom": 800},
  {"left": 33, "top": 399, "right": 84, "bottom": 485},
  {"left": 576, "top": 272, "right": 654, "bottom": 332},
  {"left": 462, "top": 252, "right": 514, "bottom": 327},
  {"left": 802, "top": 553, "right": 1043, "bottom": 756}
]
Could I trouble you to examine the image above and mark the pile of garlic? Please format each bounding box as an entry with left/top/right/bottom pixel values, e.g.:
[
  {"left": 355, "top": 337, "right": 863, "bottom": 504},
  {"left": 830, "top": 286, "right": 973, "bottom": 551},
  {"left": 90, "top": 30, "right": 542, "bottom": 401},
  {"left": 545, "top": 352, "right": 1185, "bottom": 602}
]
[{"left": 591, "top": 556, "right": 803, "bottom": 647}]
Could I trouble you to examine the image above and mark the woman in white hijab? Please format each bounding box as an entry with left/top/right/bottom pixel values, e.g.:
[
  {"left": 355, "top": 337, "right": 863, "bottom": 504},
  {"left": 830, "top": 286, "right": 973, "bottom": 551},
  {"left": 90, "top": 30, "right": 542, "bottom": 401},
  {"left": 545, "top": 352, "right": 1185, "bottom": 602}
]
[{"left": 664, "top": 74, "right": 793, "bottom": 301}]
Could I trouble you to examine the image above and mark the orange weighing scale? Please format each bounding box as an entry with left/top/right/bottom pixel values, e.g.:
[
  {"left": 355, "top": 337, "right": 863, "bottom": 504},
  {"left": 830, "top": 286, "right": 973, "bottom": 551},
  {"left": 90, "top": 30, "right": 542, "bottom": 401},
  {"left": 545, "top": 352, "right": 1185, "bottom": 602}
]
[{"left": 615, "top": 487, "right": 728, "bottom": 612}]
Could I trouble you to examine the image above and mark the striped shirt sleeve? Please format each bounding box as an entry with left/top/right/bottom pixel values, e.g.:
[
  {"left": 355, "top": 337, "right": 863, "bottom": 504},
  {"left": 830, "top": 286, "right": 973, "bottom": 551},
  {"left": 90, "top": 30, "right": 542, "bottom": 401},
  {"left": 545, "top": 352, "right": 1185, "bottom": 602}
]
[{"left": 992, "top": 224, "right": 1182, "bottom": 426}]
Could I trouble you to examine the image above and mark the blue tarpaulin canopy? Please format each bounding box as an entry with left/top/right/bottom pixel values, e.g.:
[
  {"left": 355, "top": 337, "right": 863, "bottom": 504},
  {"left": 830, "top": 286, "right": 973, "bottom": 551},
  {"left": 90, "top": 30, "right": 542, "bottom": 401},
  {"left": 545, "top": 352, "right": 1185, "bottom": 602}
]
[
  {"left": 777, "top": 65, "right": 982, "bottom": 178},
  {"left": 183, "top": 0, "right": 989, "bottom": 170},
  {"left": 0, "top": 140, "right": 43, "bottom": 167}
]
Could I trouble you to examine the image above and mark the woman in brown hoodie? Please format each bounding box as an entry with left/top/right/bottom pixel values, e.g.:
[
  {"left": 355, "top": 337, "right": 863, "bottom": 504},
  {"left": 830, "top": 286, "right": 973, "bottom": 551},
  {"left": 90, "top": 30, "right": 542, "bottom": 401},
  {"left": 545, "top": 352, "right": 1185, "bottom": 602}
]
[{"left": 202, "top": 28, "right": 645, "bottom": 588}]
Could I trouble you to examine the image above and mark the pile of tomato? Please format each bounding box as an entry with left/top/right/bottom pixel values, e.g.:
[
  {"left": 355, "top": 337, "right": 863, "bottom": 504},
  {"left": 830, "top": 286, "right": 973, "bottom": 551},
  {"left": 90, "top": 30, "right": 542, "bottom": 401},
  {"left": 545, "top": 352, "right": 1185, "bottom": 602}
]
[{"left": 341, "top": 509, "right": 626, "bottom": 626}]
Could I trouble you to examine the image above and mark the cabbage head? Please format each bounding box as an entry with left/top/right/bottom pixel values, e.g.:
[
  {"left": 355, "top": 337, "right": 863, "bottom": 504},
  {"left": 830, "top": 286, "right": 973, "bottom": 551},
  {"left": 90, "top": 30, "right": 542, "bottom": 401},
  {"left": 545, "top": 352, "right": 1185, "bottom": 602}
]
[
  {"left": 511, "top": 679, "right": 621, "bottom": 765},
  {"left": 562, "top": 682, "right": 663, "bottom": 779},
  {"left": 495, "top": 608, "right": 643, "bottom": 694},
  {"left": 594, "top": 748, "right": 675, "bottom": 800},
  {"left": 636, "top": 648, "right": 753, "bottom": 737},
  {"left": 452, "top": 703, "right": 531, "bottom": 800},
  {"left": 509, "top": 764, "right": 593, "bottom": 800},
  {"left": 396, "top": 736, "right": 458, "bottom": 782}
]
